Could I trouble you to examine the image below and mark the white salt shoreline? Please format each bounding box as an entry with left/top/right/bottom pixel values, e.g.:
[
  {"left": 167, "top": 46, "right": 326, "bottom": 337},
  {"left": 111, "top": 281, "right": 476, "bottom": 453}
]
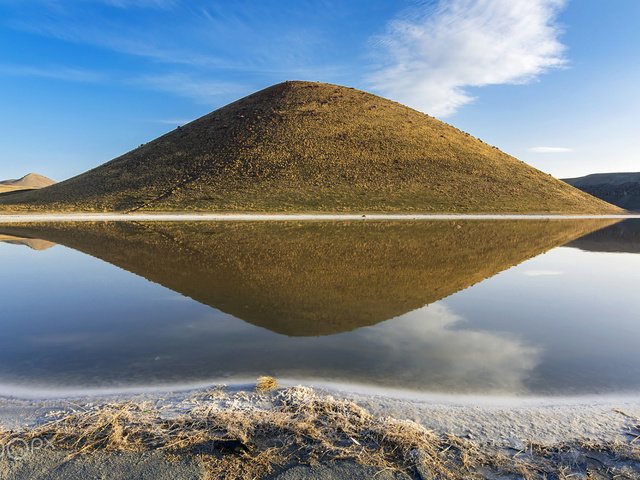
[
  {"left": 1, "top": 380, "right": 639, "bottom": 446},
  {"left": 0, "top": 212, "right": 639, "bottom": 223},
  {"left": 1, "top": 377, "right": 639, "bottom": 405}
]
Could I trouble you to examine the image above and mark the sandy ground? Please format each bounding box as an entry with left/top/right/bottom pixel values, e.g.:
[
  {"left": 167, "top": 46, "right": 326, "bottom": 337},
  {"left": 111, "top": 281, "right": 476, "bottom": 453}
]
[
  {"left": 0, "top": 213, "right": 639, "bottom": 223},
  {"left": 347, "top": 392, "right": 640, "bottom": 446},
  {"left": 1, "top": 383, "right": 639, "bottom": 479}
]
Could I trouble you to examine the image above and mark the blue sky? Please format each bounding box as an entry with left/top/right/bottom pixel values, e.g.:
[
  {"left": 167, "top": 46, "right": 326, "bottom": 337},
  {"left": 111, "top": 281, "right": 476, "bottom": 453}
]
[{"left": 0, "top": 0, "right": 638, "bottom": 181}]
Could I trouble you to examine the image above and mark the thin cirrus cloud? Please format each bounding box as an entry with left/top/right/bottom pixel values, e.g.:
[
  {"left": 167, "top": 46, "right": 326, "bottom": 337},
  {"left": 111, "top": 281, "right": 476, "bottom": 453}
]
[
  {"left": 132, "top": 74, "right": 248, "bottom": 104},
  {"left": 155, "top": 119, "right": 194, "bottom": 126},
  {"left": 367, "top": 0, "right": 568, "bottom": 117},
  {"left": 102, "top": 0, "right": 177, "bottom": 8},
  {"left": 45, "top": 0, "right": 178, "bottom": 9},
  {"left": 0, "top": 62, "right": 243, "bottom": 106},
  {"left": 522, "top": 270, "right": 563, "bottom": 277},
  {"left": 0, "top": 64, "right": 106, "bottom": 82},
  {"left": 528, "top": 146, "right": 574, "bottom": 153}
]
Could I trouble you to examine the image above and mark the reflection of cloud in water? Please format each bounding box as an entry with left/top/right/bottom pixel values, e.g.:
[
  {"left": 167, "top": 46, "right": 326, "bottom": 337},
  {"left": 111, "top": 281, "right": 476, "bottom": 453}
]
[
  {"left": 160, "top": 294, "right": 194, "bottom": 302},
  {"left": 351, "top": 304, "right": 540, "bottom": 393},
  {"left": 522, "top": 270, "right": 563, "bottom": 277},
  {"left": 3, "top": 299, "right": 540, "bottom": 394},
  {"left": 145, "top": 303, "right": 541, "bottom": 394}
]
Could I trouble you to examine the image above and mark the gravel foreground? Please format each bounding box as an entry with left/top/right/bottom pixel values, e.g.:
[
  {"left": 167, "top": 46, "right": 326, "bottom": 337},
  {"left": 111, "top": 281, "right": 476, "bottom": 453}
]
[{"left": 1, "top": 384, "right": 639, "bottom": 479}]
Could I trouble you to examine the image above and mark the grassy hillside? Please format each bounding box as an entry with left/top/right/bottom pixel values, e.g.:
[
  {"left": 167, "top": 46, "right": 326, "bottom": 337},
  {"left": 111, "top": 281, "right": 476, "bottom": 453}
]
[
  {"left": 1, "top": 219, "right": 617, "bottom": 335},
  {"left": 0, "top": 81, "right": 620, "bottom": 213},
  {"left": 564, "top": 172, "right": 640, "bottom": 211}
]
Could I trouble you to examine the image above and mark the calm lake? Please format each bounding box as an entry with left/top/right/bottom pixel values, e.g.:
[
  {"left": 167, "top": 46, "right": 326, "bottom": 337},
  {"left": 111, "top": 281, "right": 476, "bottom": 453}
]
[{"left": 1, "top": 219, "right": 639, "bottom": 397}]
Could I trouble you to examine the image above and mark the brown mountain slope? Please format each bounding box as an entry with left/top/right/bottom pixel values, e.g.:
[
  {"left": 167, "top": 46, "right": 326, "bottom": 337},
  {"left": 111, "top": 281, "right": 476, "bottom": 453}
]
[
  {"left": 0, "top": 81, "right": 620, "bottom": 213},
  {"left": 0, "top": 219, "right": 617, "bottom": 336}
]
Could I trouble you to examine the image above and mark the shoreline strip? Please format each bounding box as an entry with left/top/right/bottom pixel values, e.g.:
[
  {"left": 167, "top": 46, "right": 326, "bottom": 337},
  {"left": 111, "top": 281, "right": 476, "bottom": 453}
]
[{"left": 0, "top": 213, "right": 639, "bottom": 223}]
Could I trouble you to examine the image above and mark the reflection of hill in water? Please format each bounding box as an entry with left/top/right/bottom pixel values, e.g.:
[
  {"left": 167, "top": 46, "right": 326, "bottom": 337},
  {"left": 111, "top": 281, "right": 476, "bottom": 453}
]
[
  {"left": 0, "top": 234, "right": 56, "bottom": 251},
  {"left": 1, "top": 220, "right": 615, "bottom": 336},
  {"left": 566, "top": 219, "right": 640, "bottom": 254}
]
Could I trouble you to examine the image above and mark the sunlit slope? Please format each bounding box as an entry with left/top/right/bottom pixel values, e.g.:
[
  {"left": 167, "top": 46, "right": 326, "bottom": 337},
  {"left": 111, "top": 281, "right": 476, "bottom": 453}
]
[
  {"left": 1, "top": 219, "right": 617, "bottom": 335},
  {"left": 0, "top": 81, "right": 620, "bottom": 213}
]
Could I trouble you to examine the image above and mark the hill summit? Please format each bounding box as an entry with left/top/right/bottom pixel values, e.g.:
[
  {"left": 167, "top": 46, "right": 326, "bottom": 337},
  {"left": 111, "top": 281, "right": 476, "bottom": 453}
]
[{"left": 0, "top": 81, "right": 620, "bottom": 213}]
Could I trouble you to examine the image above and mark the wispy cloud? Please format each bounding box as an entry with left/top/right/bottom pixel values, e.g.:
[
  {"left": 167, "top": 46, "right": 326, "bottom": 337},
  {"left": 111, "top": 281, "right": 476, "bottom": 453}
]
[
  {"left": 0, "top": 64, "right": 105, "bottom": 82},
  {"left": 155, "top": 118, "right": 193, "bottom": 126},
  {"left": 96, "top": 0, "right": 177, "bottom": 8},
  {"left": 5, "top": 2, "right": 333, "bottom": 72},
  {"left": 0, "top": 63, "right": 246, "bottom": 105},
  {"left": 528, "top": 146, "right": 573, "bottom": 153},
  {"left": 523, "top": 269, "right": 563, "bottom": 276},
  {"left": 5, "top": 6, "right": 233, "bottom": 70},
  {"left": 367, "top": 0, "right": 567, "bottom": 117},
  {"left": 133, "top": 73, "right": 247, "bottom": 104},
  {"left": 22, "top": 0, "right": 178, "bottom": 9}
]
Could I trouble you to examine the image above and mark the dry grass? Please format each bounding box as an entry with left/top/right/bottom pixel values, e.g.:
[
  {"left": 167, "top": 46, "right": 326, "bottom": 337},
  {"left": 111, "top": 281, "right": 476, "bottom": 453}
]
[
  {"left": 256, "top": 376, "right": 278, "bottom": 393},
  {"left": 0, "top": 387, "right": 451, "bottom": 479},
  {"left": 0, "top": 81, "right": 620, "bottom": 214},
  {"left": 1, "top": 386, "right": 639, "bottom": 479}
]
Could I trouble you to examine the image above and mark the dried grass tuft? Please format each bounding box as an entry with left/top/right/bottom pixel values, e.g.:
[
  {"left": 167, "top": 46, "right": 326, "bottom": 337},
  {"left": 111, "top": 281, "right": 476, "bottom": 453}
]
[{"left": 255, "top": 376, "right": 278, "bottom": 393}]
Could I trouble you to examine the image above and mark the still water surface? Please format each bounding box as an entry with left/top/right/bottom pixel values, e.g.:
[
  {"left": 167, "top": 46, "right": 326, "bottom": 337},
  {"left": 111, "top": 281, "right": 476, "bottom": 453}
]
[{"left": 0, "top": 219, "right": 639, "bottom": 396}]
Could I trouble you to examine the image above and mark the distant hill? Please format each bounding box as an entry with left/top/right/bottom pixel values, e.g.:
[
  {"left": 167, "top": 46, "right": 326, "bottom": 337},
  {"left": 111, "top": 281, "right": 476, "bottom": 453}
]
[
  {"left": 563, "top": 172, "right": 640, "bottom": 211},
  {"left": 0, "top": 173, "right": 56, "bottom": 195},
  {"left": 0, "top": 172, "right": 56, "bottom": 188},
  {"left": 0, "top": 81, "right": 620, "bottom": 213}
]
